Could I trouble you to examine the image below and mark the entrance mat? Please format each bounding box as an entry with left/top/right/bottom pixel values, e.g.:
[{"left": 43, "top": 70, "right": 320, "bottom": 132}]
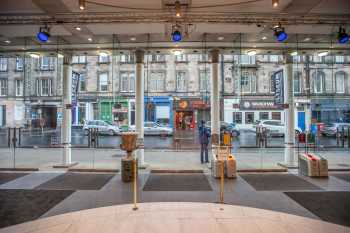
[
  {"left": 143, "top": 173, "right": 212, "bottom": 191},
  {"left": 285, "top": 192, "right": 350, "bottom": 227},
  {"left": 239, "top": 173, "right": 322, "bottom": 191},
  {"left": 0, "top": 172, "right": 29, "bottom": 185},
  {"left": 0, "top": 189, "right": 74, "bottom": 228},
  {"left": 35, "top": 172, "right": 115, "bottom": 190},
  {"left": 331, "top": 173, "right": 350, "bottom": 183}
]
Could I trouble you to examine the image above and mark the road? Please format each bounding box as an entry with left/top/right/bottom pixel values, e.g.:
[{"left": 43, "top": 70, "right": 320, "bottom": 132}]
[{"left": 0, "top": 128, "right": 345, "bottom": 149}]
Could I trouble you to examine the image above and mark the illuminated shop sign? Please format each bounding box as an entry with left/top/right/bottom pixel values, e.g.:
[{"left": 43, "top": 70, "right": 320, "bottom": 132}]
[{"left": 240, "top": 100, "right": 282, "bottom": 110}]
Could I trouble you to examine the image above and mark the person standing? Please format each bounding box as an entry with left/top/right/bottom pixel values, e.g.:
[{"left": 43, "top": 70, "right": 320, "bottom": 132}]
[{"left": 199, "top": 120, "right": 210, "bottom": 163}]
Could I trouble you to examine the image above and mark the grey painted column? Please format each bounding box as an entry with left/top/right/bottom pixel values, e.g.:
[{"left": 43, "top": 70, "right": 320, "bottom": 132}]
[
  {"left": 135, "top": 50, "right": 145, "bottom": 166},
  {"left": 61, "top": 55, "right": 72, "bottom": 165},
  {"left": 210, "top": 49, "right": 220, "bottom": 145},
  {"left": 284, "top": 54, "right": 295, "bottom": 166}
]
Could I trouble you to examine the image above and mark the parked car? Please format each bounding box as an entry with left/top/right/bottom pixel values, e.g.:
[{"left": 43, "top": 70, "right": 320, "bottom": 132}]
[
  {"left": 129, "top": 122, "right": 173, "bottom": 136},
  {"left": 83, "top": 120, "right": 120, "bottom": 136},
  {"left": 321, "top": 123, "right": 350, "bottom": 137},
  {"left": 205, "top": 121, "right": 240, "bottom": 137},
  {"left": 255, "top": 120, "right": 302, "bottom": 136}
]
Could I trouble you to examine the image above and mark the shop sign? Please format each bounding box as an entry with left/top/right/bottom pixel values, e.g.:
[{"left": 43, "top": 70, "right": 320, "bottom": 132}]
[
  {"left": 178, "top": 100, "right": 189, "bottom": 109},
  {"left": 192, "top": 100, "right": 209, "bottom": 109},
  {"left": 240, "top": 100, "right": 282, "bottom": 110},
  {"left": 272, "top": 70, "right": 284, "bottom": 105},
  {"left": 71, "top": 72, "right": 80, "bottom": 105}
]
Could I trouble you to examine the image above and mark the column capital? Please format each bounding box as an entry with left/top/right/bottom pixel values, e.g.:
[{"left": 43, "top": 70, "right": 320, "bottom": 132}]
[
  {"left": 210, "top": 49, "right": 220, "bottom": 63},
  {"left": 135, "top": 50, "right": 145, "bottom": 63},
  {"left": 283, "top": 53, "right": 293, "bottom": 64},
  {"left": 63, "top": 54, "right": 72, "bottom": 65}
]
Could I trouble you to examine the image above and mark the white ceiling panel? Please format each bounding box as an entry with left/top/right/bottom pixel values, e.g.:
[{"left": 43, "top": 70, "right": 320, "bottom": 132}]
[
  {"left": 195, "top": 23, "right": 264, "bottom": 34},
  {"left": 0, "top": 25, "right": 72, "bottom": 38},
  {"left": 311, "top": 0, "right": 350, "bottom": 14},
  {"left": 0, "top": 0, "right": 44, "bottom": 13},
  {"left": 86, "top": 23, "right": 165, "bottom": 35},
  {"left": 286, "top": 25, "right": 336, "bottom": 35}
]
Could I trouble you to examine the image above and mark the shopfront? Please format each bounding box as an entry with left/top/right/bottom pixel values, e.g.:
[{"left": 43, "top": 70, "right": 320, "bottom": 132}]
[
  {"left": 144, "top": 96, "right": 173, "bottom": 127},
  {"left": 312, "top": 98, "right": 350, "bottom": 123},
  {"left": 173, "top": 97, "right": 210, "bottom": 130},
  {"left": 99, "top": 97, "right": 129, "bottom": 126},
  {"left": 224, "top": 98, "right": 284, "bottom": 130}
]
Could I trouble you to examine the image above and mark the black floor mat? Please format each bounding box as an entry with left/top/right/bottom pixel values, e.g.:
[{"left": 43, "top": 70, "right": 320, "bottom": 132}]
[
  {"left": 35, "top": 172, "right": 115, "bottom": 190},
  {"left": 239, "top": 173, "right": 322, "bottom": 191},
  {"left": 143, "top": 173, "right": 212, "bottom": 191},
  {"left": 0, "top": 173, "right": 29, "bottom": 185},
  {"left": 331, "top": 173, "right": 350, "bottom": 183},
  {"left": 0, "top": 189, "right": 74, "bottom": 228},
  {"left": 285, "top": 192, "right": 350, "bottom": 227}
]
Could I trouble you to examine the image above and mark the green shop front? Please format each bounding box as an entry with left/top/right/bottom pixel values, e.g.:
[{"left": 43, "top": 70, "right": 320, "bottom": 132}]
[{"left": 99, "top": 97, "right": 130, "bottom": 129}]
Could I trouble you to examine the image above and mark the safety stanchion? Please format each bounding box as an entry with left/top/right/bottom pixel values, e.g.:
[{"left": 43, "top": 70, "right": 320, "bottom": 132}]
[
  {"left": 219, "top": 160, "right": 224, "bottom": 204},
  {"left": 132, "top": 158, "right": 138, "bottom": 211}
]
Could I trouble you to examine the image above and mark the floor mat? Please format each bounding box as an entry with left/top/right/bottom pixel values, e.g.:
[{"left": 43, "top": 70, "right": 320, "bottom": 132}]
[
  {"left": 0, "top": 173, "right": 29, "bottom": 185},
  {"left": 331, "top": 173, "right": 350, "bottom": 183},
  {"left": 285, "top": 191, "right": 350, "bottom": 227},
  {"left": 239, "top": 173, "right": 322, "bottom": 191},
  {"left": 0, "top": 189, "right": 74, "bottom": 228},
  {"left": 143, "top": 173, "right": 212, "bottom": 191},
  {"left": 35, "top": 172, "right": 115, "bottom": 190}
]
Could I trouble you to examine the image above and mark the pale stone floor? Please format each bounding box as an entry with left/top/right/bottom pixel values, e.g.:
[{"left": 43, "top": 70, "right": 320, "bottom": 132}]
[{"left": 0, "top": 170, "right": 350, "bottom": 232}]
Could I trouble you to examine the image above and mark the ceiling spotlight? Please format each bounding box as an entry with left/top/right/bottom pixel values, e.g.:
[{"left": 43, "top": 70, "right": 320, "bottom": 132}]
[
  {"left": 175, "top": 1, "right": 181, "bottom": 17},
  {"left": 75, "top": 27, "right": 81, "bottom": 31},
  {"left": 88, "top": 37, "right": 92, "bottom": 42},
  {"left": 79, "top": 0, "right": 85, "bottom": 10},
  {"left": 303, "top": 37, "right": 311, "bottom": 42},
  {"left": 4, "top": 40, "right": 11, "bottom": 44},
  {"left": 274, "top": 23, "right": 288, "bottom": 42},
  {"left": 272, "top": 0, "right": 279, "bottom": 8},
  {"left": 261, "top": 36, "right": 267, "bottom": 40},
  {"left": 290, "top": 51, "right": 298, "bottom": 56},
  {"left": 338, "top": 27, "right": 349, "bottom": 44},
  {"left": 172, "top": 50, "right": 182, "bottom": 56},
  {"left": 130, "top": 37, "right": 136, "bottom": 41},
  {"left": 57, "top": 53, "right": 64, "bottom": 58},
  {"left": 37, "top": 26, "right": 50, "bottom": 43},
  {"left": 247, "top": 50, "right": 257, "bottom": 56},
  {"left": 98, "top": 51, "right": 109, "bottom": 57},
  {"left": 172, "top": 30, "right": 182, "bottom": 42},
  {"left": 317, "top": 51, "right": 329, "bottom": 57},
  {"left": 29, "top": 53, "right": 40, "bottom": 59},
  {"left": 217, "top": 36, "right": 224, "bottom": 41}
]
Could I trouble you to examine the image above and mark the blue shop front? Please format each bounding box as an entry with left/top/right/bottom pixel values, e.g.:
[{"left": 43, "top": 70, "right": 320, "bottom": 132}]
[
  {"left": 312, "top": 98, "right": 350, "bottom": 123},
  {"left": 144, "top": 96, "right": 173, "bottom": 127}
]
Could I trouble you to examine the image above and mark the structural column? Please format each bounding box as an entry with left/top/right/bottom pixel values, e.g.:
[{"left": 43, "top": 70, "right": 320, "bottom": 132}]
[
  {"left": 61, "top": 55, "right": 72, "bottom": 165},
  {"left": 284, "top": 54, "right": 295, "bottom": 166},
  {"left": 135, "top": 50, "right": 145, "bottom": 166},
  {"left": 210, "top": 49, "right": 220, "bottom": 145}
]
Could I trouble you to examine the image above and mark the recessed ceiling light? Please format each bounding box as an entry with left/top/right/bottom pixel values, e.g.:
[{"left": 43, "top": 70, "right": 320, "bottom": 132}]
[
  {"left": 75, "top": 27, "right": 81, "bottom": 31},
  {"left": 172, "top": 49, "right": 182, "bottom": 56},
  {"left": 290, "top": 51, "right": 298, "bottom": 56},
  {"left": 130, "top": 37, "right": 136, "bottom": 41},
  {"left": 261, "top": 36, "right": 267, "bottom": 40},
  {"left": 4, "top": 40, "right": 11, "bottom": 44},
  {"left": 88, "top": 38, "right": 92, "bottom": 42},
  {"left": 317, "top": 51, "right": 329, "bottom": 57},
  {"left": 99, "top": 51, "right": 110, "bottom": 56},
  {"left": 29, "top": 53, "right": 40, "bottom": 58},
  {"left": 272, "top": 0, "right": 279, "bottom": 8},
  {"left": 57, "top": 53, "right": 64, "bottom": 58},
  {"left": 247, "top": 50, "right": 257, "bottom": 56},
  {"left": 304, "top": 37, "right": 311, "bottom": 42},
  {"left": 217, "top": 36, "right": 224, "bottom": 41}
]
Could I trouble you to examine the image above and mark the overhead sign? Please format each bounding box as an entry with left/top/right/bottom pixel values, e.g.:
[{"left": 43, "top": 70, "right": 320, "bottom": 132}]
[
  {"left": 72, "top": 72, "right": 80, "bottom": 105},
  {"left": 272, "top": 70, "right": 284, "bottom": 105}
]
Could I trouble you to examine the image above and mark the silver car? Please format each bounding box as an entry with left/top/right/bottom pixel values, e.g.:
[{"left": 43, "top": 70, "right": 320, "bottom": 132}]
[
  {"left": 321, "top": 123, "right": 350, "bottom": 137},
  {"left": 83, "top": 120, "right": 120, "bottom": 136},
  {"left": 129, "top": 122, "right": 173, "bottom": 136}
]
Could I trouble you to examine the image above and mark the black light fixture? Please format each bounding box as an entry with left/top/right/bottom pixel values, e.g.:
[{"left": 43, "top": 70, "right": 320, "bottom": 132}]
[
  {"left": 273, "top": 23, "right": 288, "bottom": 42},
  {"left": 338, "top": 26, "right": 349, "bottom": 44},
  {"left": 79, "top": 0, "right": 85, "bottom": 10},
  {"left": 37, "top": 26, "right": 50, "bottom": 43}
]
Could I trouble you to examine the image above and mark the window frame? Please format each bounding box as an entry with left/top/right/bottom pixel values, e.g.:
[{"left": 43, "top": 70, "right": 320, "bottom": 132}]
[{"left": 98, "top": 73, "right": 109, "bottom": 92}]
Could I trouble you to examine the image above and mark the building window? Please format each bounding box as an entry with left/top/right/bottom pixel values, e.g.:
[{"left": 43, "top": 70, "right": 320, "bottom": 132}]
[
  {"left": 37, "top": 79, "right": 52, "bottom": 96},
  {"left": 120, "top": 54, "right": 134, "bottom": 63},
  {"left": 79, "top": 73, "right": 86, "bottom": 92},
  {"left": 99, "top": 73, "right": 108, "bottom": 91},
  {"left": 198, "top": 54, "right": 209, "bottom": 62},
  {"left": 149, "top": 72, "right": 165, "bottom": 92},
  {"left": 293, "top": 72, "right": 301, "bottom": 93},
  {"left": 199, "top": 70, "right": 210, "bottom": 91},
  {"left": 313, "top": 71, "right": 325, "bottom": 93},
  {"left": 72, "top": 56, "right": 86, "bottom": 64},
  {"left": 245, "top": 112, "right": 254, "bottom": 124},
  {"left": 259, "top": 112, "right": 269, "bottom": 120},
  {"left": 175, "top": 54, "right": 187, "bottom": 62},
  {"left": 232, "top": 112, "right": 242, "bottom": 124},
  {"left": 0, "top": 58, "right": 8, "bottom": 72},
  {"left": 176, "top": 71, "right": 186, "bottom": 91},
  {"left": 15, "top": 79, "right": 23, "bottom": 96},
  {"left": 335, "top": 56, "right": 345, "bottom": 63},
  {"left": 16, "top": 57, "right": 24, "bottom": 71},
  {"left": 335, "top": 72, "right": 345, "bottom": 93},
  {"left": 150, "top": 54, "right": 165, "bottom": 62},
  {"left": 120, "top": 72, "right": 135, "bottom": 92},
  {"left": 40, "top": 57, "right": 50, "bottom": 70},
  {"left": 98, "top": 54, "right": 110, "bottom": 63},
  {"left": 240, "top": 55, "right": 255, "bottom": 65},
  {"left": 271, "top": 112, "right": 281, "bottom": 120},
  {"left": 241, "top": 72, "right": 256, "bottom": 93},
  {"left": 269, "top": 55, "right": 280, "bottom": 63},
  {"left": 0, "top": 79, "right": 8, "bottom": 96}
]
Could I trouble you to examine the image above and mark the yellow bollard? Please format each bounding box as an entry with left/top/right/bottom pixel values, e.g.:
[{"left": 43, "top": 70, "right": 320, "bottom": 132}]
[
  {"left": 220, "top": 160, "right": 224, "bottom": 204},
  {"left": 132, "top": 158, "right": 138, "bottom": 211}
]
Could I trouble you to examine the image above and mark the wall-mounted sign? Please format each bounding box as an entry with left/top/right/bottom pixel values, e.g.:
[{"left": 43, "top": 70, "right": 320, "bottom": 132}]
[
  {"left": 179, "top": 100, "right": 188, "bottom": 109},
  {"left": 272, "top": 70, "right": 284, "bottom": 105},
  {"left": 240, "top": 100, "right": 282, "bottom": 110}
]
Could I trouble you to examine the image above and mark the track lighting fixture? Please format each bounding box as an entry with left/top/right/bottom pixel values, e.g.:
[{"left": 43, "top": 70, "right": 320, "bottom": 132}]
[
  {"left": 274, "top": 23, "right": 288, "bottom": 42},
  {"left": 37, "top": 26, "right": 50, "bottom": 42},
  {"left": 171, "top": 25, "right": 182, "bottom": 42},
  {"left": 338, "top": 27, "right": 349, "bottom": 44}
]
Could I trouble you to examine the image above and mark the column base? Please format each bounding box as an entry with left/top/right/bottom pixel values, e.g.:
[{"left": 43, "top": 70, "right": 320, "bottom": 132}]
[
  {"left": 53, "top": 162, "right": 79, "bottom": 168},
  {"left": 283, "top": 144, "right": 297, "bottom": 167}
]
